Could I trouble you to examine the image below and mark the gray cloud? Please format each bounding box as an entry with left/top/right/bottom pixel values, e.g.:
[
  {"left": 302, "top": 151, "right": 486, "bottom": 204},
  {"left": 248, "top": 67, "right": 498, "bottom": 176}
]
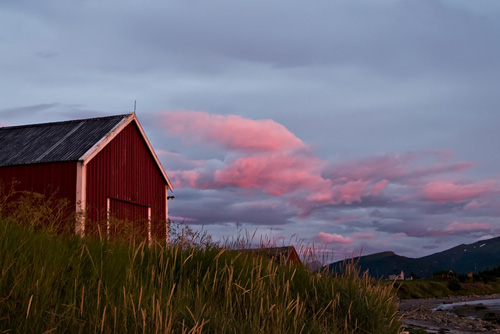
[
  {"left": 170, "top": 188, "right": 294, "bottom": 226},
  {"left": 0, "top": 103, "right": 58, "bottom": 119}
]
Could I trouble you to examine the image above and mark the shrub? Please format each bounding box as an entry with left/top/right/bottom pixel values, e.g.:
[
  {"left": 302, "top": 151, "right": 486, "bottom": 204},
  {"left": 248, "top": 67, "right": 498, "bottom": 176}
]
[
  {"left": 0, "top": 184, "right": 74, "bottom": 234},
  {"left": 447, "top": 279, "right": 462, "bottom": 292}
]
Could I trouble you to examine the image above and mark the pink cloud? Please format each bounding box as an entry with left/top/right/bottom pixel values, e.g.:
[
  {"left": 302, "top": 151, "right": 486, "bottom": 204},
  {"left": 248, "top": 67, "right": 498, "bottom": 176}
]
[
  {"left": 329, "top": 180, "right": 370, "bottom": 205},
  {"left": 158, "top": 112, "right": 333, "bottom": 203},
  {"left": 371, "top": 179, "right": 390, "bottom": 195},
  {"left": 422, "top": 181, "right": 496, "bottom": 203},
  {"left": 325, "top": 154, "right": 408, "bottom": 181},
  {"left": 213, "top": 152, "right": 328, "bottom": 196},
  {"left": 159, "top": 113, "right": 333, "bottom": 201},
  {"left": 158, "top": 150, "right": 205, "bottom": 169},
  {"left": 464, "top": 200, "right": 487, "bottom": 210},
  {"left": 157, "top": 110, "right": 304, "bottom": 153},
  {"left": 167, "top": 170, "right": 200, "bottom": 188},
  {"left": 352, "top": 231, "right": 376, "bottom": 240},
  {"left": 444, "top": 221, "right": 491, "bottom": 232},
  {"left": 326, "top": 151, "right": 474, "bottom": 185},
  {"left": 305, "top": 178, "right": 389, "bottom": 207},
  {"left": 410, "top": 161, "right": 474, "bottom": 180},
  {"left": 317, "top": 232, "right": 353, "bottom": 244},
  {"left": 156, "top": 111, "right": 499, "bottom": 222}
]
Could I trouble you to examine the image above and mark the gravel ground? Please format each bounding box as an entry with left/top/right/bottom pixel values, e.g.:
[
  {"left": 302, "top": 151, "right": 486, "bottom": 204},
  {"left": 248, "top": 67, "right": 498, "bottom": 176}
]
[{"left": 398, "top": 295, "right": 500, "bottom": 333}]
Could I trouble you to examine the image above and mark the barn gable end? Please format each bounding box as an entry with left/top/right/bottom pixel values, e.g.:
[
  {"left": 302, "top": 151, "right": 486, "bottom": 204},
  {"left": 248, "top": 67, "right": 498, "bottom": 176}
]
[{"left": 83, "top": 120, "right": 171, "bottom": 239}]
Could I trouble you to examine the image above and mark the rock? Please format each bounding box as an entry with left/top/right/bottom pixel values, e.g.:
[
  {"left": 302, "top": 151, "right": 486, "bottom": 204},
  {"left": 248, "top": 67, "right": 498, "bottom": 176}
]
[{"left": 399, "top": 295, "right": 500, "bottom": 333}]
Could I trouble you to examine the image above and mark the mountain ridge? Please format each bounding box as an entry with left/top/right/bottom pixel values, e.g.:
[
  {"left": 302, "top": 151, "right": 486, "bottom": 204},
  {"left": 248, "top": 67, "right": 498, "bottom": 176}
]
[{"left": 325, "top": 236, "right": 500, "bottom": 279}]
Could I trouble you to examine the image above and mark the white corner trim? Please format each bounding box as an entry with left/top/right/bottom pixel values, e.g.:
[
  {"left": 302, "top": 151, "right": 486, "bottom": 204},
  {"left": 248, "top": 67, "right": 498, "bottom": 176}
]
[
  {"left": 148, "top": 206, "right": 152, "bottom": 243},
  {"left": 75, "top": 162, "right": 87, "bottom": 237},
  {"left": 106, "top": 197, "right": 111, "bottom": 238}
]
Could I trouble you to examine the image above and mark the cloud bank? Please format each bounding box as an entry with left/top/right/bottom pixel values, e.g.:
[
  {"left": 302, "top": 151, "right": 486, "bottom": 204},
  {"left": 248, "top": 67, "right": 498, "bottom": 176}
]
[{"left": 156, "top": 110, "right": 500, "bottom": 257}]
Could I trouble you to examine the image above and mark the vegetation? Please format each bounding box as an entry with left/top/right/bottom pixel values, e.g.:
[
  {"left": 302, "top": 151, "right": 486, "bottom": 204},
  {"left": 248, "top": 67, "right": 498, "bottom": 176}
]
[
  {"left": 460, "top": 265, "right": 500, "bottom": 284},
  {"left": 405, "top": 329, "right": 427, "bottom": 334},
  {"left": 446, "top": 278, "right": 461, "bottom": 292},
  {"left": 479, "top": 265, "right": 500, "bottom": 278},
  {"left": 394, "top": 266, "right": 500, "bottom": 300},
  {"left": 0, "top": 188, "right": 402, "bottom": 334},
  {"left": 395, "top": 278, "right": 500, "bottom": 299}
]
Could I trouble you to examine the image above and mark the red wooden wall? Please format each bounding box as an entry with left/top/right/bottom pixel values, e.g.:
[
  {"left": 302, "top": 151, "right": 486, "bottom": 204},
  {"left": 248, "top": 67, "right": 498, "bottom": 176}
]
[
  {"left": 85, "top": 122, "right": 167, "bottom": 239},
  {"left": 109, "top": 198, "right": 149, "bottom": 240},
  {"left": 287, "top": 248, "right": 303, "bottom": 266},
  {"left": 0, "top": 161, "right": 77, "bottom": 206}
]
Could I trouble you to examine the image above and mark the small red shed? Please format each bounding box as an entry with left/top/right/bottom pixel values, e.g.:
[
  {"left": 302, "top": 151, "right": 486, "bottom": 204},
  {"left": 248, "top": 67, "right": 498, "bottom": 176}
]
[
  {"left": 0, "top": 113, "right": 173, "bottom": 240},
  {"left": 242, "top": 246, "right": 303, "bottom": 266}
]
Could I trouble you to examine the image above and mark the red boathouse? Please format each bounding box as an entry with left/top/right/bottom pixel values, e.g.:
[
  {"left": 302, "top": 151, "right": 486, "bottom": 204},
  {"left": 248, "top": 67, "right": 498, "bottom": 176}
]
[{"left": 0, "top": 113, "right": 173, "bottom": 240}]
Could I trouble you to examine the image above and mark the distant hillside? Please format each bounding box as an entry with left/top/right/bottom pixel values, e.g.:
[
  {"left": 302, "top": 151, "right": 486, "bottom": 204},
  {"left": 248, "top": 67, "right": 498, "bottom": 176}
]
[{"left": 326, "top": 236, "right": 500, "bottom": 279}]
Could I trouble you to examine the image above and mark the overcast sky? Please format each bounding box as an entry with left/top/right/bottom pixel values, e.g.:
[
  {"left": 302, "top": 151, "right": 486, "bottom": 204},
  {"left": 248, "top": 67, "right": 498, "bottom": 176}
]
[{"left": 1, "top": 0, "right": 500, "bottom": 261}]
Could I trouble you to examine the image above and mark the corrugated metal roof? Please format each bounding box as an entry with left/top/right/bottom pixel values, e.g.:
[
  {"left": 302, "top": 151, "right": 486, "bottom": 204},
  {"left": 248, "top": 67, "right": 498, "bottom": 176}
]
[{"left": 0, "top": 114, "right": 130, "bottom": 167}]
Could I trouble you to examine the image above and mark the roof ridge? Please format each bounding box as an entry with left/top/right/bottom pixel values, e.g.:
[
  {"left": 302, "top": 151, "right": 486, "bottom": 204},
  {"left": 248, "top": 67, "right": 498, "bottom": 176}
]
[{"left": 0, "top": 113, "right": 132, "bottom": 130}]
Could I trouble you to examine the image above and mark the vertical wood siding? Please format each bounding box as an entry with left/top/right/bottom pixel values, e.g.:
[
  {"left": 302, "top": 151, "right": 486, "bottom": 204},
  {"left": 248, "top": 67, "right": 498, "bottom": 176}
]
[
  {"left": 0, "top": 161, "right": 77, "bottom": 205},
  {"left": 287, "top": 249, "right": 303, "bottom": 266},
  {"left": 85, "top": 122, "right": 167, "bottom": 239},
  {"left": 109, "top": 198, "right": 149, "bottom": 240}
]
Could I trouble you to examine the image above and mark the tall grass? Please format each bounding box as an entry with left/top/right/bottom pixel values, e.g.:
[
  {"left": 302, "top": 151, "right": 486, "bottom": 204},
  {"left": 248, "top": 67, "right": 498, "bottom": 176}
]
[{"left": 0, "top": 190, "right": 402, "bottom": 333}]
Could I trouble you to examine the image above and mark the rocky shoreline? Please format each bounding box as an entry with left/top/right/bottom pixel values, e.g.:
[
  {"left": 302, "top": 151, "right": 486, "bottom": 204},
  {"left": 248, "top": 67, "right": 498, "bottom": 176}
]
[{"left": 398, "top": 294, "right": 500, "bottom": 333}]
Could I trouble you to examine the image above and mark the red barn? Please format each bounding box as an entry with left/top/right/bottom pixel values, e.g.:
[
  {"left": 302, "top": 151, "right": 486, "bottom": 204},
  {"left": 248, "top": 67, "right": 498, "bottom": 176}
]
[{"left": 0, "top": 113, "right": 173, "bottom": 240}]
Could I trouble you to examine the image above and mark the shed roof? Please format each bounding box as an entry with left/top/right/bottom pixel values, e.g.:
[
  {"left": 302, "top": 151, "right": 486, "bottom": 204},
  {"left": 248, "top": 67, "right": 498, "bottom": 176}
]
[
  {"left": 0, "top": 113, "right": 173, "bottom": 190},
  {"left": 240, "top": 246, "right": 303, "bottom": 266}
]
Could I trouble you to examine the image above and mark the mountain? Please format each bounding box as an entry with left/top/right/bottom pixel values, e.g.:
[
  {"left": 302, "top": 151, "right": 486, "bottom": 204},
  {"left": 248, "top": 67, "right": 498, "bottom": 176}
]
[{"left": 325, "top": 236, "right": 500, "bottom": 279}]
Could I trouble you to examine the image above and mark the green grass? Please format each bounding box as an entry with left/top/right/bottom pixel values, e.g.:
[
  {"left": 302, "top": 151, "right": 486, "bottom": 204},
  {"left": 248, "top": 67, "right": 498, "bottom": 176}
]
[
  {"left": 0, "top": 189, "right": 402, "bottom": 333},
  {"left": 395, "top": 279, "right": 500, "bottom": 299},
  {"left": 406, "top": 329, "right": 428, "bottom": 334}
]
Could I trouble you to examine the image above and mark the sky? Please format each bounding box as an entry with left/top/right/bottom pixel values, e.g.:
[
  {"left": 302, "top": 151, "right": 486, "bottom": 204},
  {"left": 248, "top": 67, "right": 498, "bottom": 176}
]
[{"left": 1, "top": 0, "right": 500, "bottom": 261}]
